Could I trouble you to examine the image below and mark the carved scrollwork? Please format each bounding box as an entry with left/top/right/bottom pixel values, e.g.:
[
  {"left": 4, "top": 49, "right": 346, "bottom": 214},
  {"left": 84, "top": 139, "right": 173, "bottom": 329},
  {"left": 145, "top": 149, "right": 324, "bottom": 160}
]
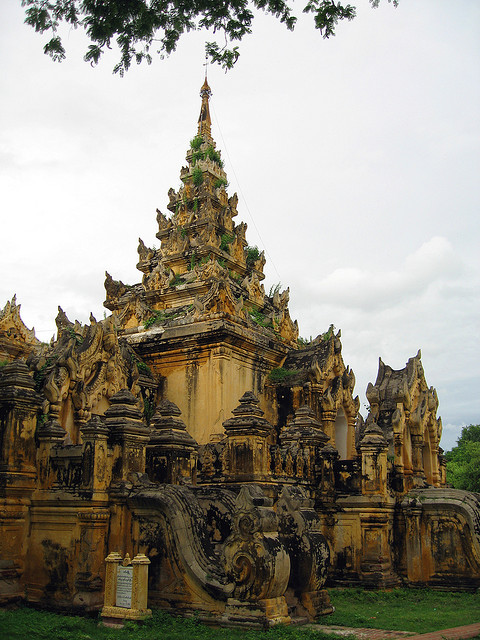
[
  {"left": 276, "top": 486, "right": 330, "bottom": 595},
  {"left": 230, "top": 550, "right": 256, "bottom": 590},
  {"left": 223, "top": 486, "right": 289, "bottom": 602}
]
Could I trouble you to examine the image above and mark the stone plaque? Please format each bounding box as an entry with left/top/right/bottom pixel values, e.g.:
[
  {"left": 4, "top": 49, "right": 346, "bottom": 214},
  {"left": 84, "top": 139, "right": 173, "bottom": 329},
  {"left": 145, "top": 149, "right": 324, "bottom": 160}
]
[{"left": 116, "top": 565, "right": 133, "bottom": 608}]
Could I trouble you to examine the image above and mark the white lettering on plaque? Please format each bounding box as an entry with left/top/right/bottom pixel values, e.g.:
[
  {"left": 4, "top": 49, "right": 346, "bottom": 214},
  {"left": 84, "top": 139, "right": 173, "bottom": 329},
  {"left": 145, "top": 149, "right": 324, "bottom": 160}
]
[{"left": 116, "top": 565, "right": 133, "bottom": 608}]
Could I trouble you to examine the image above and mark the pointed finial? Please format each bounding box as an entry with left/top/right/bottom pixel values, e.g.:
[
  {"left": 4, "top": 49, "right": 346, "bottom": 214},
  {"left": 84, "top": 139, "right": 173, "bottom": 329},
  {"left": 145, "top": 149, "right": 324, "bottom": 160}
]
[
  {"left": 203, "top": 51, "right": 209, "bottom": 81},
  {"left": 198, "top": 67, "right": 212, "bottom": 139}
]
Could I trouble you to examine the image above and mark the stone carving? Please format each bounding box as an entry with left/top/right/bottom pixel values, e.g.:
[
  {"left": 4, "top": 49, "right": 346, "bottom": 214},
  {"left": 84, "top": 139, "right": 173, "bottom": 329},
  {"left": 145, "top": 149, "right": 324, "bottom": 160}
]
[
  {"left": 147, "top": 400, "right": 198, "bottom": 484},
  {"left": 197, "top": 279, "right": 239, "bottom": 319},
  {"left": 26, "top": 311, "right": 154, "bottom": 443},
  {"left": 224, "top": 486, "right": 290, "bottom": 604},
  {"left": 156, "top": 208, "right": 171, "bottom": 231},
  {"left": 365, "top": 350, "right": 443, "bottom": 490},
  {"left": 276, "top": 486, "right": 333, "bottom": 617},
  {"left": 241, "top": 273, "right": 265, "bottom": 307},
  {"left": 0, "top": 295, "right": 42, "bottom": 361},
  {"left": 104, "top": 272, "right": 129, "bottom": 303}
]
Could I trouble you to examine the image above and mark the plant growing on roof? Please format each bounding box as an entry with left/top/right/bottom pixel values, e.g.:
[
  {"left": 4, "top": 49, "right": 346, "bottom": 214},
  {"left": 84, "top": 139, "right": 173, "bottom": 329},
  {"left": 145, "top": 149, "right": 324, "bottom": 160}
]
[
  {"left": 144, "top": 306, "right": 187, "bottom": 328},
  {"left": 144, "top": 310, "right": 166, "bottom": 329},
  {"left": 214, "top": 177, "right": 228, "bottom": 189},
  {"left": 192, "top": 150, "right": 205, "bottom": 165},
  {"left": 143, "top": 396, "right": 155, "bottom": 424},
  {"left": 130, "top": 353, "right": 152, "bottom": 376},
  {"left": 220, "top": 233, "right": 234, "bottom": 252},
  {"left": 268, "top": 367, "right": 300, "bottom": 383},
  {"left": 249, "top": 307, "right": 273, "bottom": 329},
  {"left": 206, "top": 145, "right": 224, "bottom": 168},
  {"left": 66, "top": 326, "right": 83, "bottom": 344},
  {"left": 269, "top": 282, "right": 282, "bottom": 298},
  {"left": 246, "top": 245, "right": 260, "bottom": 268},
  {"left": 192, "top": 166, "right": 203, "bottom": 186},
  {"left": 169, "top": 273, "right": 185, "bottom": 288},
  {"left": 229, "top": 269, "right": 241, "bottom": 282},
  {"left": 190, "top": 135, "right": 203, "bottom": 150},
  {"left": 321, "top": 324, "right": 335, "bottom": 341}
]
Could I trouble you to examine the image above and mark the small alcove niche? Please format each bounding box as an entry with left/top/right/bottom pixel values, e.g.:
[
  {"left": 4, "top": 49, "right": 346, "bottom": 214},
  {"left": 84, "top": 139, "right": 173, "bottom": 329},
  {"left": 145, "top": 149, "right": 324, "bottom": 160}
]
[{"left": 335, "top": 407, "right": 348, "bottom": 459}]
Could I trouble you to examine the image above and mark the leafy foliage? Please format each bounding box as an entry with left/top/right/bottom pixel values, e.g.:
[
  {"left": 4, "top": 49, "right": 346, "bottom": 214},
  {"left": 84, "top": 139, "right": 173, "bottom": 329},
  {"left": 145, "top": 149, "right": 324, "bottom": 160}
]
[
  {"left": 21, "top": 1, "right": 399, "bottom": 75},
  {"left": 189, "top": 250, "right": 197, "bottom": 270},
  {"left": 214, "top": 177, "right": 228, "bottom": 189},
  {"left": 445, "top": 424, "right": 480, "bottom": 492},
  {"left": 245, "top": 245, "right": 260, "bottom": 268},
  {"left": 220, "top": 233, "right": 234, "bottom": 252},
  {"left": 142, "top": 395, "right": 155, "bottom": 424},
  {"left": 268, "top": 367, "right": 299, "bottom": 383},
  {"left": 268, "top": 282, "right": 282, "bottom": 298},
  {"left": 249, "top": 307, "right": 273, "bottom": 329},
  {"left": 206, "top": 146, "right": 224, "bottom": 167},
  {"left": 321, "top": 323, "right": 335, "bottom": 341},
  {"left": 144, "top": 306, "right": 186, "bottom": 328},
  {"left": 130, "top": 354, "right": 152, "bottom": 376},
  {"left": 190, "top": 135, "right": 203, "bottom": 150},
  {"left": 191, "top": 150, "right": 205, "bottom": 165},
  {"left": 169, "top": 273, "right": 185, "bottom": 288},
  {"left": 144, "top": 310, "right": 167, "bottom": 329},
  {"left": 33, "top": 356, "right": 57, "bottom": 391},
  {"left": 66, "top": 326, "right": 83, "bottom": 344},
  {"left": 192, "top": 166, "right": 204, "bottom": 186}
]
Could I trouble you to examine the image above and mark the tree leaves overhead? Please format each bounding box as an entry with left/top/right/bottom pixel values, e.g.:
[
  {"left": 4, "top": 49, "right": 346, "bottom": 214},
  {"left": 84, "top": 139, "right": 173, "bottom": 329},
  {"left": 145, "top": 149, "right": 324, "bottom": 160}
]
[{"left": 21, "top": 0, "right": 398, "bottom": 75}]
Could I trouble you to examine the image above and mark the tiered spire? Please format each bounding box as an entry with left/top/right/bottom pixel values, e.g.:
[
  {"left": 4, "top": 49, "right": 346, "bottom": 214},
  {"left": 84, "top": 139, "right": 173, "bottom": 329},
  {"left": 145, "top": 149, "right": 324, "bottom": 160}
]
[{"left": 104, "top": 79, "right": 299, "bottom": 347}]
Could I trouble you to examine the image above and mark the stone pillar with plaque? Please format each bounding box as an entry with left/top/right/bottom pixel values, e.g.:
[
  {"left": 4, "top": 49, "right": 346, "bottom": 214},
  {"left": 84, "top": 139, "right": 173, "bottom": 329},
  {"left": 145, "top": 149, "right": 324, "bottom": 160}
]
[{"left": 101, "top": 552, "right": 151, "bottom": 627}]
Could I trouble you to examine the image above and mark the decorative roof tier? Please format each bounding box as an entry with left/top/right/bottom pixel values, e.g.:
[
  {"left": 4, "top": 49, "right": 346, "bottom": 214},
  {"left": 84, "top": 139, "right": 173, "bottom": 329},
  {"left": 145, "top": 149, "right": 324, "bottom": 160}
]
[
  {"left": 104, "top": 79, "right": 299, "bottom": 348},
  {"left": 0, "top": 295, "right": 42, "bottom": 361}
]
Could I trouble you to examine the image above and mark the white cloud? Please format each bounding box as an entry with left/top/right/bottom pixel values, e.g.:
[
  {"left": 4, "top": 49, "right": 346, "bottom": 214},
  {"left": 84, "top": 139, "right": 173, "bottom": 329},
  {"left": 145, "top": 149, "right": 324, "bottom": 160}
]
[{"left": 301, "top": 236, "right": 462, "bottom": 311}]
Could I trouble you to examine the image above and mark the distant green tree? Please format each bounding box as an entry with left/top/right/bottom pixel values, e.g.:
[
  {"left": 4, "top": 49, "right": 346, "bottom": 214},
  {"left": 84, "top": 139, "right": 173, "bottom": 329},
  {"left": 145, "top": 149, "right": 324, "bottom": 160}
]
[
  {"left": 20, "top": 0, "right": 398, "bottom": 75},
  {"left": 445, "top": 424, "right": 480, "bottom": 492}
]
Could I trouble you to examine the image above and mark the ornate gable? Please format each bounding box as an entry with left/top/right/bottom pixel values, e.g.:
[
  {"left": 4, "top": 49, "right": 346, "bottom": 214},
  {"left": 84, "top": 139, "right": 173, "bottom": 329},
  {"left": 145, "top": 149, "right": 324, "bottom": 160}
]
[
  {"left": 0, "top": 295, "right": 42, "bottom": 362},
  {"left": 365, "top": 350, "right": 443, "bottom": 489}
]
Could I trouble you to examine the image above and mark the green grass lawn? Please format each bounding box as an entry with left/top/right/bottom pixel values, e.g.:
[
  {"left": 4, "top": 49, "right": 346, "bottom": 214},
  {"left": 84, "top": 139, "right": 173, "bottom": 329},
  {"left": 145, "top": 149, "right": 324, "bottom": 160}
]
[
  {"left": 0, "top": 588, "right": 479, "bottom": 640},
  {"left": 327, "top": 587, "right": 480, "bottom": 634},
  {"left": 0, "top": 607, "right": 350, "bottom": 640}
]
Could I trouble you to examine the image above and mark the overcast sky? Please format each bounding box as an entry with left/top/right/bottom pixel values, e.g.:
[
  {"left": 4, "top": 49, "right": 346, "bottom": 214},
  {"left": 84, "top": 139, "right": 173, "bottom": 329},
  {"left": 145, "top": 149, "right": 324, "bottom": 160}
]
[{"left": 1, "top": 0, "right": 479, "bottom": 451}]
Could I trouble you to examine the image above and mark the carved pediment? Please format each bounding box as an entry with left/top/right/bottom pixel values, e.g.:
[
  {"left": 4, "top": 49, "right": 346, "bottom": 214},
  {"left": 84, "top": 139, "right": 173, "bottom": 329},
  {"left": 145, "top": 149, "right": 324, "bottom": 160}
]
[
  {"left": 0, "top": 295, "right": 42, "bottom": 360},
  {"left": 199, "top": 279, "right": 242, "bottom": 319}
]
